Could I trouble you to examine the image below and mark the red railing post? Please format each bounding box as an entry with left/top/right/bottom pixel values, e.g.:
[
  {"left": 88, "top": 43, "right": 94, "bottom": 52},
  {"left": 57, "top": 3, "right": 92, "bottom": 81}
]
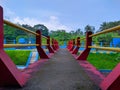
[
  {"left": 52, "top": 38, "right": 57, "bottom": 51},
  {"left": 0, "top": 6, "right": 27, "bottom": 87},
  {"left": 100, "top": 63, "right": 120, "bottom": 90},
  {"left": 67, "top": 41, "right": 70, "bottom": 49},
  {"left": 69, "top": 39, "right": 75, "bottom": 51},
  {"left": 47, "top": 36, "right": 54, "bottom": 53},
  {"left": 36, "top": 30, "right": 49, "bottom": 59},
  {"left": 54, "top": 40, "right": 59, "bottom": 50},
  {"left": 72, "top": 37, "right": 80, "bottom": 54},
  {"left": 76, "top": 31, "right": 92, "bottom": 60},
  {"left": 67, "top": 40, "right": 73, "bottom": 50},
  {"left": 56, "top": 40, "right": 59, "bottom": 49}
]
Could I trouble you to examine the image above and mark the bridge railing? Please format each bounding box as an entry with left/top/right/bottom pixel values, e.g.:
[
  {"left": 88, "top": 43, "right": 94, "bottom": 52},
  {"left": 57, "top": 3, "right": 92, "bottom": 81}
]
[
  {"left": 3, "top": 19, "right": 59, "bottom": 58},
  {"left": 67, "top": 24, "right": 120, "bottom": 89},
  {"left": 68, "top": 25, "right": 120, "bottom": 60},
  {"left": 0, "top": 6, "right": 59, "bottom": 87}
]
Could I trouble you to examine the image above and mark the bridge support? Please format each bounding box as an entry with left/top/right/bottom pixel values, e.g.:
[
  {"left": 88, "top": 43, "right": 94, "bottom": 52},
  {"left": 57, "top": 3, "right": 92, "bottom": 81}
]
[
  {"left": 76, "top": 32, "right": 92, "bottom": 60},
  {"left": 47, "top": 36, "right": 54, "bottom": 53},
  {"left": 0, "top": 6, "right": 28, "bottom": 87},
  {"left": 36, "top": 30, "right": 49, "bottom": 59},
  {"left": 72, "top": 37, "right": 80, "bottom": 54},
  {"left": 54, "top": 40, "right": 59, "bottom": 50},
  {"left": 69, "top": 39, "right": 75, "bottom": 52},
  {"left": 100, "top": 63, "right": 120, "bottom": 90},
  {"left": 52, "top": 38, "right": 57, "bottom": 51}
]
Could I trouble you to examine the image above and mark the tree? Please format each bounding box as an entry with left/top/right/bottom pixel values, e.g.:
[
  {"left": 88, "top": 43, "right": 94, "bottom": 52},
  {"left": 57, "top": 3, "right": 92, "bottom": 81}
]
[
  {"left": 4, "top": 24, "right": 17, "bottom": 43},
  {"left": 97, "top": 34, "right": 112, "bottom": 46},
  {"left": 33, "top": 24, "right": 49, "bottom": 36},
  {"left": 84, "top": 25, "right": 95, "bottom": 34},
  {"left": 49, "top": 30, "right": 72, "bottom": 45},
  {"left": 21, "top": 24, "right": 35, "bottom": 43},
  {"left": 75, "top": 28, "right": 83, "bottom": 35},
  {"left": 99, "top": 21, "right": 120, "bottom": 35}
]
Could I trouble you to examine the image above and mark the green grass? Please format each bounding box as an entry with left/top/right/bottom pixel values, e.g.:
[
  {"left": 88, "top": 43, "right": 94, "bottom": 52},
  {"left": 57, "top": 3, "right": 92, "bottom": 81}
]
[
  {"left": 87, "top": 53, "right": 120, "bottom": 70},
  {"left": 5, "top": 50, "right": 31, "bottom": 65}
]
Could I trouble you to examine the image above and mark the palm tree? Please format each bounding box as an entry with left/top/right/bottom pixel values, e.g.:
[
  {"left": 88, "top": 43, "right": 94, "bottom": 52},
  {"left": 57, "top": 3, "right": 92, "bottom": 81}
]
[{"left": 84, "top": 25, "right": 95, "bottom": 33}]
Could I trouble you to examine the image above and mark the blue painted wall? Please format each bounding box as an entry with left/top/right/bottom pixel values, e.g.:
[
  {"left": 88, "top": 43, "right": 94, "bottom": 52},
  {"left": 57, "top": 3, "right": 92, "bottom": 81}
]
[{"left": 112, "top": 38, "right": 120, "bottom": 47}]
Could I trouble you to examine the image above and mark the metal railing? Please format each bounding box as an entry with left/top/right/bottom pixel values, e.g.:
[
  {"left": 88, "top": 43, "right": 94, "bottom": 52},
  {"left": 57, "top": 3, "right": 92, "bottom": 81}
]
[
  {"left": 67, "top": 24, "right": 120, "bottom": 60},
  {"left": 67, "top": 25, "right": 120, "bottom": 90},
  {"left": 88, "top": 25, "right": 120, "bottom": 52},
  {"left": 0, "top": 6, "right": 60, "bottom": 87},
  {"left": 3, "top": 19, "right": 48, "bottom": 48},
  {"left": 4, "top": 20, "right": 39, "bottom": 36}
]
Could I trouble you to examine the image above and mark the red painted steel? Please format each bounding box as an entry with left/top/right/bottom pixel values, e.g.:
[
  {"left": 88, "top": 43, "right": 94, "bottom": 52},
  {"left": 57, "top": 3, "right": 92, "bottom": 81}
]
[
  {"left": 36, "top": 30, "right": 49, "bottom": 59},
  {"left": 67, "top": 41, "right": 70, "bottom": 49},
  {"left": 54, "top": 40, "right": 59, "bottom": 50},
  {"left": 67, "top": 40, "right": 73, "bottom": 50},
  {"left": 52, "top": 38, "right": 57, "bottom": 51},
  {"left": 0, "top": 6, "right": 28, "bottom": 87},
  {"left": 76, "top": 32, "right": 92, "bottom": 60},
  {"left": 72, "top": 37, "right": 80, "bottom": 54},
  {"left": 100, "top": 63, "right": 120, "bottom": 90},
  {"left": 47, "top": 36, "right": 54, "bottom": 53},
  {"left": 54, "top": 40, "right": 57, "bottom": 50},
  {"left": 56, "top": 40, "right": 59, "bottom": 49},
  {"left": 69, "top": 39, "right": 75, "bottom": 51}
]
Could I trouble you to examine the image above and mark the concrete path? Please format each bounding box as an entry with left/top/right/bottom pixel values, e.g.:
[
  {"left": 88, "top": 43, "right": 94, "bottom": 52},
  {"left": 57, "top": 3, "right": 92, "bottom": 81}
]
[{"left": 2, "top": 49, "right": 100, "bottom": 90}]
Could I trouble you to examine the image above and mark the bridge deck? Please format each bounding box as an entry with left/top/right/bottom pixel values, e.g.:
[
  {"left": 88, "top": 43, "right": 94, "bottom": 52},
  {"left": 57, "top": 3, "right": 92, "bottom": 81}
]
[{"left": 2, "top": 49, "right": 100, "bottom": 90}]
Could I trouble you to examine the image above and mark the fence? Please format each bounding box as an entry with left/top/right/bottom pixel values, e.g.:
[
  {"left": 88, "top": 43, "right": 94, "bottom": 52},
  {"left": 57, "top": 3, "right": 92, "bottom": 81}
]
[
  {"left": 0, "top": 6, "right": 59, "bottom": 87},
  {"left": 67, "top": 25, "right": 120, "bottom": 90}
]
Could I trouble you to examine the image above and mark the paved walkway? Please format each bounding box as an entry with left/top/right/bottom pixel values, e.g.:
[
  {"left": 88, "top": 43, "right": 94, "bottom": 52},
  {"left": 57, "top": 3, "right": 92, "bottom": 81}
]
[{"left": 2, "top": 49, "right": 100, "bottom": 90}]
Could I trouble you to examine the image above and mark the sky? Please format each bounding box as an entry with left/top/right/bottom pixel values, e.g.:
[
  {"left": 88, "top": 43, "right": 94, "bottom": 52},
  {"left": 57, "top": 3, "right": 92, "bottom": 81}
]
[{"left": 0, "top": 0, "right": 120, "bottom": 32}]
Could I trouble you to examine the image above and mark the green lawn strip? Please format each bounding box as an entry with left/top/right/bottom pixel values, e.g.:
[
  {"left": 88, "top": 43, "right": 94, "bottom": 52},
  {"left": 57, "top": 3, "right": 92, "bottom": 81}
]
[
  {"left": 5, "top": 50, "right": 31, "bottom": 65},
  {"left": 87, "top": 53, "right": 120, "bottom": 70}
]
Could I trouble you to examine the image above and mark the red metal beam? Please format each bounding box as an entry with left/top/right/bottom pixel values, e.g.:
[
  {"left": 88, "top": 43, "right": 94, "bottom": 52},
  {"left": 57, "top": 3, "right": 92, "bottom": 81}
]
[
  {"left": 76, "top": 32, "right": 92, "bottom": 60},
  {"left": 72, "top": 37, "right": 80, "bottom": 54},
  {"left": 47, "top": 36, "right": 54, "bottom": 53},
  {"left": 100, "top": 63, "right": 120, "bottom": 90},
  {"left": 36, "top": 30, "right": 49, "bottom": 59},
  {"left": 0, "top": 6, "right": 28, "bottom": 87},
  {"left": 69, "top": 39, "right": 75, "bottom": 51},
  {"left": 52, "top": 38, "right": 57, "bottom": 51}
]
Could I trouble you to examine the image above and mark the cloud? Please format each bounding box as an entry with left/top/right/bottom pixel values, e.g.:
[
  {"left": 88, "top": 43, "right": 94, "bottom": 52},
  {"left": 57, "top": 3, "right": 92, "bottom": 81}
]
[
  {"left": 3, "top": 7, "right": 72, "bottom": 32},
  {"left": 12, "top": 15, "right": 71, "bottom": 32}
]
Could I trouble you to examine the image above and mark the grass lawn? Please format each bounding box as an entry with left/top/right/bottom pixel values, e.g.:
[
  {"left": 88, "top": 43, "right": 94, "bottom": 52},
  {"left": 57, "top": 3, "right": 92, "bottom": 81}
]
[
  {"left": 5, "top": 50, "right": 31, "bottom": 65},
  {"left": 87, "top": 53, "right": 120, "bottom": 70}
]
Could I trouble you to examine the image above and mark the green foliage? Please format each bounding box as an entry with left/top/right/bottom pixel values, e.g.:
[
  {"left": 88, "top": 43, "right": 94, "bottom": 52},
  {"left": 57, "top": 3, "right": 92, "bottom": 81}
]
[
  {"left": 115, "top": 53, "right": 120, "bottom": 61},
  {"left": 42, "top": 38, "right": 47, "bottom": 45},
  {"left": 33, "top": 24, "right": 49, "bottom": 36},
  {"left": 87, "top": 53, "right": 120, "bottom": 69},
  {"left": 5, "top": 50, "right": 31, "bottom": 65},
  {"left": 4, "top": 24, "right": 17, "bottom": 40},
  {"left": 49, "top": 29, "right": 84, "bottom": 45},
  {"left": 98, "top": 21, "right": 120, "bottom": 35},
  {"left": 99, "top": 21, "right": 120, "bottom": 31},
  {"left": 96, "top": 34, "right": 112, "bottom": 46},
  {"left": 84, "top": 25, "right": 95, "bottom": 34}
]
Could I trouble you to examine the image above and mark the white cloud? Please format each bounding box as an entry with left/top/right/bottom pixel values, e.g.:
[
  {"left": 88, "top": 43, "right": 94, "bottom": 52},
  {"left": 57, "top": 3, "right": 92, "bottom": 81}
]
[
  {"left": 3, "top": 7, "right": 72, "bottom": 32},
  {"left": 12, "top": 16, "right": 71, "bottom": 32}
]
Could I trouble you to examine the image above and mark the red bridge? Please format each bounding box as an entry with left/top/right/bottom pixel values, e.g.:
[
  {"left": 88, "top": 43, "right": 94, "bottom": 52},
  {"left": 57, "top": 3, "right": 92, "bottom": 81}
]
[{"left": 0, "top": 6, "right": 120, "bottom": 90}]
